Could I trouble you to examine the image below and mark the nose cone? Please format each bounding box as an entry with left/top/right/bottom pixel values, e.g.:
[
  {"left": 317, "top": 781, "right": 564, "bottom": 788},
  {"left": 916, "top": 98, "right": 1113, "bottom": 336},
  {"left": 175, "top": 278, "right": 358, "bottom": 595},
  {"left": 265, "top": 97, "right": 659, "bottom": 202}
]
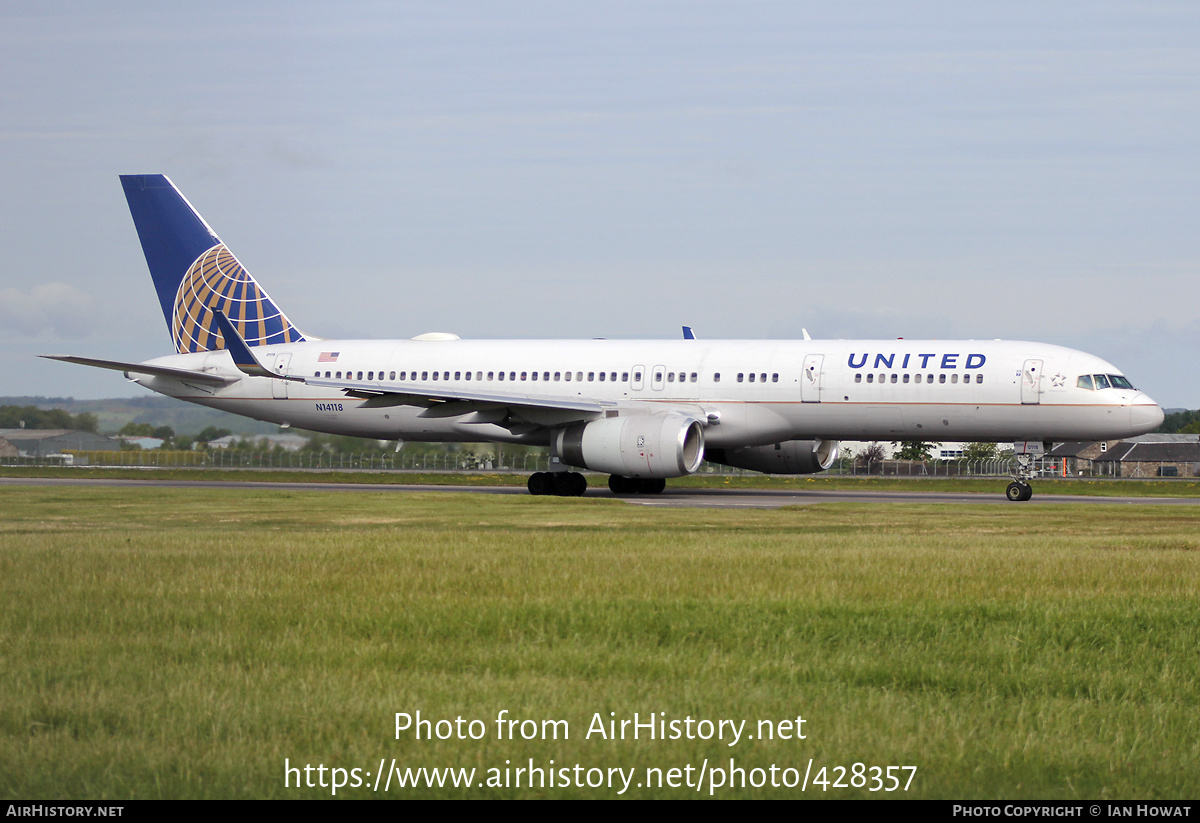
[{"left": 1129, "top": 393, "right": 1165, "bottom": 435}]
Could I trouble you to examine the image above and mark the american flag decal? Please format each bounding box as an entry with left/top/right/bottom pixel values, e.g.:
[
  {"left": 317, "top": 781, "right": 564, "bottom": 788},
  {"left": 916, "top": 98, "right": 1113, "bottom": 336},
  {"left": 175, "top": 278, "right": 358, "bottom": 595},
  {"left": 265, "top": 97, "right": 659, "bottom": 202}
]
[{"left": 318, "top": 352, "right": 340, "bottom": 362}]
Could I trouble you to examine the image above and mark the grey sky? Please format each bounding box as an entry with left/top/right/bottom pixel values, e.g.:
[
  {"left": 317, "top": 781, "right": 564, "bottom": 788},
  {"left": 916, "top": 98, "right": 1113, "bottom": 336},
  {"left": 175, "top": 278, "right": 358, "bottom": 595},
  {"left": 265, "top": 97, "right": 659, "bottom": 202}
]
[{"left": 2, "top": 1, "right": 1197, "bottom": 407}]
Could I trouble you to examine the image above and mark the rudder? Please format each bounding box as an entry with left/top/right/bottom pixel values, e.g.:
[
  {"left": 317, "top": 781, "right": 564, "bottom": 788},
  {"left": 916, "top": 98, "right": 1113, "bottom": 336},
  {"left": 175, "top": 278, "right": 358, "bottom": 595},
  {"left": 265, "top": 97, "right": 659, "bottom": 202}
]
[{"left": 120, "top": 174, "right": 305, "bottom": 353}]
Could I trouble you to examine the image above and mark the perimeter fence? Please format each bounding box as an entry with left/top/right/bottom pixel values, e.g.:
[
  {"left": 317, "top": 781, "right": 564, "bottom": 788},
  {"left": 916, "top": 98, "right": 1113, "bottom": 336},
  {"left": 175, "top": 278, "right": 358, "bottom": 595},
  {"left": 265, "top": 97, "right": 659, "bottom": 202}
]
[{"left": 0, "top": 449, "right": 1058, "bottom": 477}]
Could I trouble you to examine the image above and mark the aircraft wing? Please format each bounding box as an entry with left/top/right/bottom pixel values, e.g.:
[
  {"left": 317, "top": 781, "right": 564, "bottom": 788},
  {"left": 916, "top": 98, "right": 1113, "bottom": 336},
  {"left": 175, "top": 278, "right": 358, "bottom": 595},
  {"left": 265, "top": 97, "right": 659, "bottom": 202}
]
[
  {"left": 305, "top": 375, "right": 610, "bottom": 414},
  {"left": 40, "top": 355, "right": 237, "bottom": 386}
]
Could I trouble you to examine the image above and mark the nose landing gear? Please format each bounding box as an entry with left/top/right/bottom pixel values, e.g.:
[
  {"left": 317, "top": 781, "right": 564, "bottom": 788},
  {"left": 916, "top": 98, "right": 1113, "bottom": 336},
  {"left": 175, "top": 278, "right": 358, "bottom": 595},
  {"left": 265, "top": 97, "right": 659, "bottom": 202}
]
[
  {"left": 1006, "top": 481, "right": 1033, "bottom": 501},
  {"left": 1005, "top": 446, "right": 1039, "bottom": 501}
]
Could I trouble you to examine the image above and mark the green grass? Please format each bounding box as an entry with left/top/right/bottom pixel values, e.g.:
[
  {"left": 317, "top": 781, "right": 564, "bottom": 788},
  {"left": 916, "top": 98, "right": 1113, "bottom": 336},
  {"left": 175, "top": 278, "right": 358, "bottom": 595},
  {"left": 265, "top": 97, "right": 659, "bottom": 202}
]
[
  {"left": 2, "top": 464, "right": 1199, "bottom": 496},
  {"left": 1, "top": 486, "right": 1198, "bottom": 798}
]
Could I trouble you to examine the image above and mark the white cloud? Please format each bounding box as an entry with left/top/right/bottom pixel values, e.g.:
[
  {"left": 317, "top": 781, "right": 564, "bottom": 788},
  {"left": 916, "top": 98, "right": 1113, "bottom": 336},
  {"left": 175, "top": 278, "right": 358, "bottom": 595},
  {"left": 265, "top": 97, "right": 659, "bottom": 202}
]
[{"left": 0, "top": 283, "right": 97, "bottom": 339}]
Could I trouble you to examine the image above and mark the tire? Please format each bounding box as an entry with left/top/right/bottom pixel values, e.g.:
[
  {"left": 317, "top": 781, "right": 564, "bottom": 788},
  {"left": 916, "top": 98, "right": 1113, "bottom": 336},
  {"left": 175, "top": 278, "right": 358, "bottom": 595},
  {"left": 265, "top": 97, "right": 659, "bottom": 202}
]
[
  {"left": 570, "top": 472, "right": 588, "bottom": 497},
  {"left": 1006, "top": 482, "right": 1029, "bottom": 501},
  {"left": 527, "top": 472, "right": 551, "bottom": 496},
  {"left": 608, "top": 475, "right": 633, "bottom": 494},
  {"left": 639, "top": 478, "right": 667, "bottom": 494}
]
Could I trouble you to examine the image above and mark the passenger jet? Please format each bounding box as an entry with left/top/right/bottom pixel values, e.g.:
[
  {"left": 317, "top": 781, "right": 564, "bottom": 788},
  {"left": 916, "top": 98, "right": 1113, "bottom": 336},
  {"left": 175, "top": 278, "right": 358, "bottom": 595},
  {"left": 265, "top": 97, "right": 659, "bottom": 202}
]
[{"left": 44, "top": 175, "right": 1164, "bottom": 500}]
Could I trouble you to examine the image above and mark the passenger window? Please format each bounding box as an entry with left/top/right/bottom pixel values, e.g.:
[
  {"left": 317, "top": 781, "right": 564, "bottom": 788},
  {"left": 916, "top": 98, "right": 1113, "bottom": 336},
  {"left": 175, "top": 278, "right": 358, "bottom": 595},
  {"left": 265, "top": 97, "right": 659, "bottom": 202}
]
[
  {"left": 771, "top": 373, "right": 777, "bottom": 383},
  {"left": 760, "top": 374, "right": 767, "bottom": 383},
  {"left": 325, "top": 371, "right": 331, "bottom": 378},
  {"left": 555, "top": 372, "right": 561, "bottom": 381},
  {"left": 951, "top": 374, "right": 958, "bottom": 384},
  {"left": 476, "top": 372, "right": 483, "bottom": 381},
  {"left": 713, "top": 373, "right": 720, "bottom": 382},
  {"left": 693, "top": 373, "right": 699, "bottom": 383},
  {"left": 855, "top": 374, "right": 862, "bottom": 383},
  {"left": 902, "top": 374, "right": 909, "bottom": 384},
  {"left": 454, "top": 371, "right": 460, "bottom": 380},
  {"left": 668, "top": 372, "right": 675, "bottom": 382},
  {"left": 867, "top": 374, "right": 874, "bottom": 383},
  {"left": 589, "top": 372, "right": 595, "bottom": 381},
  {"left": 976, "top": 375, "right": 983, "bottom": 384},
  {"left": 390, "top": 371, "right": 396, "bottom": 380},
  {"left": 576, "top": 372, "right": 583, "bottom": 382},
  {"left": 498, "top": 372, "right": 504, "bottom": 381},
  {"left": 565, "top": 372, "right": 572, "bottom": 382},
  {"left": 890, "top": 374, "right": 897, "bottom": 384},
  {"left": 914, "top": 374, "right": 920, "bottom": 383},
  {"left": 487, "top": 371, "right": 494, "bottom": 380},
  {"left": 737, "top": 373, "right": 744, "bottom": 383},
  {"left": 531, "top": 372, "right": 537, "bottom": 381},
  {"left": 598, "top": 372, "right": 605, "bottom": 381},
  {"left": 357, "top": 371, "right": 363, "bottom": 380},
  {"left": 622, "top": 372, "right": 629, "bottom": 382},
  {"left": 927, "top": 374, "right": 934, "bottom": 383},
  {"left": 367, "top": 371, "right": 374, "bottom": 380},
  {"left": 445, "top": 372, "right": 450, "bottom": 381},
  {"left": 748, "top": 373, "right": 755, "bottom": 383},
  {"left": 465, "top": 372, "right": 471, "bottom": 381},
  {"left": 939, "top": 374, "right": 946, "bottom": 384},
  {"left": 509, "top": 372, "right": 515, "bottom": 381},
  {"left": 432, "top": 371, "right": 439, "bottom": 381}
]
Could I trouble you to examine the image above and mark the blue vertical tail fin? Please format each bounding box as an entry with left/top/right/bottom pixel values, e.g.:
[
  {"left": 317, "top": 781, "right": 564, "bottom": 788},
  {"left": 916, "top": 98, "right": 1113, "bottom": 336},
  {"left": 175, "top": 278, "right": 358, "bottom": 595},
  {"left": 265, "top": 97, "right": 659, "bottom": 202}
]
[{"left": 120, "top": 174, "right": 306, "bottom": 353}]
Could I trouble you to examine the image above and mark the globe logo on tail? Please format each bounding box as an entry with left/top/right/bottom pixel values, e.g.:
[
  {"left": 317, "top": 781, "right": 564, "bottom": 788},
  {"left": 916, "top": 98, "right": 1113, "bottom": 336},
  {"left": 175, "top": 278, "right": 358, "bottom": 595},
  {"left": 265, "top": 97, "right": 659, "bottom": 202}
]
[{"left": 171, "top": 244, "right": 304, "bottom": 353}]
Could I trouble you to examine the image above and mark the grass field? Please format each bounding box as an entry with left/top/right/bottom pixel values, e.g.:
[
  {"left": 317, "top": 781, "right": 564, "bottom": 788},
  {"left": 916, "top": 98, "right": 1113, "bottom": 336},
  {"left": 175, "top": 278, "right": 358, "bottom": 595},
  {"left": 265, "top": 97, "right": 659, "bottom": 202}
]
[
  {"left": 2, "top": 485, "right": 1198, "bottom": 798},
  {"left": 3, "top": 464, "right": 1200, "bottom": 497}
]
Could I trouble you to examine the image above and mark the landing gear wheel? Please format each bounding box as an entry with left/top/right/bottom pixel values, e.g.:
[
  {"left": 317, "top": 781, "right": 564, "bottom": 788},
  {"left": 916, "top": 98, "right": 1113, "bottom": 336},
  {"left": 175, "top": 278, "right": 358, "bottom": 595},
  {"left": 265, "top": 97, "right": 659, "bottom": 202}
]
[
  {"left": 1006, "top": 482, "right": 1033, "bottom": 502},
  {"left": 609, "top": 475, "right": 634, "bottom": 495},
  {"left": 527, "top": 472, "right": 551, "bottom": 496},
  {"left": 553, "top": 471, "right": 587, "bottom": 497},
  {"left": 638, "top": 478, "right": 667, "bottom": 494}
]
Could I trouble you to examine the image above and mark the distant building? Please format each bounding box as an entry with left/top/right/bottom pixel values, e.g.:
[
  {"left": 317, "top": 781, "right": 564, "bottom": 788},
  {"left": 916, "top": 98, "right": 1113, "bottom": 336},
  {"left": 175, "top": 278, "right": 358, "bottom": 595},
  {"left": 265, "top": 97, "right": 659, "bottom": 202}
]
[
  {"left": 1094, "top": 434, "right": 1200, "bottom": 478},
  {"left": 1050, "top": 434, "right": 1200, "bottom": 478},
  {"left": 115, "top": 436, "right": 166, "bottom": 450},
  {"left": 206, "top": 434, "right": 310, "bottom": 452},
  {"left": 0, "top": 429, "right": 119, "bottom": 457},
  {"left": 0, "top": 437, "right": 17, "bottom": 458}
]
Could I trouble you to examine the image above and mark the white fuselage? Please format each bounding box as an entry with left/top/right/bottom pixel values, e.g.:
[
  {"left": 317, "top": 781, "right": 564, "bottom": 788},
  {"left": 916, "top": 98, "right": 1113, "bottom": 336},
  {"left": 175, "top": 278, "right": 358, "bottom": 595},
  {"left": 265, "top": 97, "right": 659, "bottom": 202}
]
[{"left": 132, "top": 337, "right": 1163, "bottom": 448}]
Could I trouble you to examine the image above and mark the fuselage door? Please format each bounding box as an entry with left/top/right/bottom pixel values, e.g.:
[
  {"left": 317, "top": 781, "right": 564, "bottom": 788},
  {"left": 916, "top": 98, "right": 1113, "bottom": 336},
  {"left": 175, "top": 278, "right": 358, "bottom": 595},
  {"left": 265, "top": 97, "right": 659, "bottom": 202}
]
[
  {"left": 651, "top": 365, "right": 666, "bottom": 391},
  {"left": 272, "top": 353, "right": 292, "bottom": 399},
  {"left": 801, "top": 354, "right": 824, "bottom": 403},
  {"left": 631, "top": 365, "right": 645, "bottom": 391},
  {"left": 1021, "top": 358, "right": 1043, "bottom": 405}
]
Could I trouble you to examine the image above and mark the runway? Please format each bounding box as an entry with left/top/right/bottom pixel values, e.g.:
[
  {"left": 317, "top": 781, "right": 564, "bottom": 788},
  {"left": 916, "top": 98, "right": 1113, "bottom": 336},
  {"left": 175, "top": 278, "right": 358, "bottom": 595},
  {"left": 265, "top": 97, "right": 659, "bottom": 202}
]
[{"left": 3, "top": 476, "right": 1198, "bottom": 508}]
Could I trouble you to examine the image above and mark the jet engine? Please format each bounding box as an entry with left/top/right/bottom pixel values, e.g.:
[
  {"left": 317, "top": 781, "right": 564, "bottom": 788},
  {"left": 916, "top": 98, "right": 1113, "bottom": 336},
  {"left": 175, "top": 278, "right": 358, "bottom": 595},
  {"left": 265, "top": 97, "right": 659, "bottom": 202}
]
[
  {"left": 554, "top": 413, "right": 705, "bottom": 478},
  {"left": 705, "top": 439, "right": 839, "bottom": 474}
]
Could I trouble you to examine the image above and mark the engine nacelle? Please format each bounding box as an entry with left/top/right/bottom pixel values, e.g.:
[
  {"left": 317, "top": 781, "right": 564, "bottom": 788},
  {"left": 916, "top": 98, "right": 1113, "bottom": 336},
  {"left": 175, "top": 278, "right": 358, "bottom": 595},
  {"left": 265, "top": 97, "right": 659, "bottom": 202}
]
[
  {"left": 555, "top": 414, "right": 705, "bottom": 478},
  {"left": 706, "top": 439, "right": 839, "bottom": 474}
]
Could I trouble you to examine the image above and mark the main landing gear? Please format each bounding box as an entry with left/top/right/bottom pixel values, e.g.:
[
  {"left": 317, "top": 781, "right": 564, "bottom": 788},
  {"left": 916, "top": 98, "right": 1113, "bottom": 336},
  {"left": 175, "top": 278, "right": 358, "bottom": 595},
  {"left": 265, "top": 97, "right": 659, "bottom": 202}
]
[
  {"left": 527, "top": 471, "right": 587, "bottom": 497},
  {"left": 1005, "top": 451, "right": 1036, "bottom": 502},
  {"left": 607, "top": 475, "right": 666, "bottom": 495}
]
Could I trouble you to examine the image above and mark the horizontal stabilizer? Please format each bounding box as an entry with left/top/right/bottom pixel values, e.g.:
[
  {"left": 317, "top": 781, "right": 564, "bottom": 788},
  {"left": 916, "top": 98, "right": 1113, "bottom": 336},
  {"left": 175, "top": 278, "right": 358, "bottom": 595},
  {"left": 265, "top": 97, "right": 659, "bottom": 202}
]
[{"left": 40, "top": 355, "right": 236, "bottom": 386}]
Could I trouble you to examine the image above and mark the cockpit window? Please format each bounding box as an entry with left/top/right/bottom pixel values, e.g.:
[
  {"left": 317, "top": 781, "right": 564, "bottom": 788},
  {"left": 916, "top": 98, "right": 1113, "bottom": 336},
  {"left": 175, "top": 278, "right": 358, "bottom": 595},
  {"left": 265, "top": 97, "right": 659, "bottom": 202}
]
[{"left": 1078, "top": 373, "right": 1136, "bottom": 391}]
